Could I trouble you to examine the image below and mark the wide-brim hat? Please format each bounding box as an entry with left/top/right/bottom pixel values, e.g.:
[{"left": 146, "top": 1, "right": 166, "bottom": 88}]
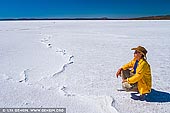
[{"left": 131, "top": 46, "right": 147, "bottom": 58}]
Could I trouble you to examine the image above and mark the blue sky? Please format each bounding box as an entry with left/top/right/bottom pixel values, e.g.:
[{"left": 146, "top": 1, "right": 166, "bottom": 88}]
[{"left": 0, "top": 0, "right": 170, "bottom": 19}]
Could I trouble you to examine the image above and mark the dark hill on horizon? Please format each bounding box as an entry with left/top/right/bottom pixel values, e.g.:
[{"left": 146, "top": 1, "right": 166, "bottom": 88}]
[{"left": 129, "top": 15, "right": 170, "bottom": 20}]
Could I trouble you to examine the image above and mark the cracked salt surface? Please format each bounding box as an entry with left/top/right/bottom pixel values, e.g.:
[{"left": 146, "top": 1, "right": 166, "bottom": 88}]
[{"left": 0, "top": 20, "right": 170, "bottom": 113}]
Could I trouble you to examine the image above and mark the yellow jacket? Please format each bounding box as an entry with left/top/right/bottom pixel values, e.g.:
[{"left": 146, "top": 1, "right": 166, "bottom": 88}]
[{"left": 122, "top": 58, "right": 152, "bottom": 95}]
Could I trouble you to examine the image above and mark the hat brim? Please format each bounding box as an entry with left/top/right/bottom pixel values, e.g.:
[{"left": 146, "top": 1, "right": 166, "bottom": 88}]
[{"left": 131, "top": 48, "right": 137, "bottom": 51}]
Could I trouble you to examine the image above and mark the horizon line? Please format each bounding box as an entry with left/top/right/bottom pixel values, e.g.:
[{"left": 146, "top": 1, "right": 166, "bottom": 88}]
[{"left": 0, "top": 15, "right": 170, "bottom": 21}]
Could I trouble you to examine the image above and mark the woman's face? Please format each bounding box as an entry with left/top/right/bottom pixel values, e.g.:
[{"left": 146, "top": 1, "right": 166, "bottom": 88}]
[{"left": 134, "top": 50, "right": 143, "bottom": 60}]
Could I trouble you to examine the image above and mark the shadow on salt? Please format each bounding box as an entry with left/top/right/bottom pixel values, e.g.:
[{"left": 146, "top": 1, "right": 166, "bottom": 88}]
[{"left": 131, "top": 89, "right": 170, "bottom": 102}]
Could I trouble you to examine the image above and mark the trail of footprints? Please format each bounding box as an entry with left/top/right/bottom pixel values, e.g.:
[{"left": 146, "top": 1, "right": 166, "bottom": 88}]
[{"left": 19, "top": 34, "right": 74, "bottom": 96}]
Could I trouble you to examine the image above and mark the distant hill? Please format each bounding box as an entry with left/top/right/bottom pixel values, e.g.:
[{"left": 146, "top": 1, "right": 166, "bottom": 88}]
[
  {"left": 0, "top": 15, "right": 170, "bottom": 21},
  {"left": 129, "top": 15, "right": 170, "bottom": 20}
]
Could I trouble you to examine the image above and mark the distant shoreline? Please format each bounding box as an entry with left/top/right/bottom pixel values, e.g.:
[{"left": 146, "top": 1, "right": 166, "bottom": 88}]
[{"left": 0, "top": 15, "right": 170, "bottom": 21}]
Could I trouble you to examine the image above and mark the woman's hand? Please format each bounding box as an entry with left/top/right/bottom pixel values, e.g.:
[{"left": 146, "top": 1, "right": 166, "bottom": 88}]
[{"left": 116, "top": 68, "right": 123, "bottom": 78}]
